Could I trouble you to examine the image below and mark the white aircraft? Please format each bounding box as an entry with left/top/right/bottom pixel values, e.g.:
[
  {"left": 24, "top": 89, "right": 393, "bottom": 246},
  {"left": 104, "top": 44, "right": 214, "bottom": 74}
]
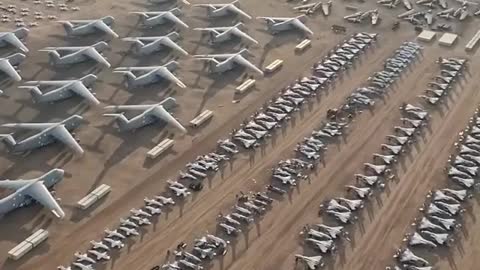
[
  {"left": 162, "top": 261, "right": 181, "bottom": 270},
  {"left": 219, "top": 222, "right": 241, "bottom": 235},
  {"left": 295, "top": 254, "right": 324, "bottom": 270},
  {"left": 130, "top": 208, "right": 152, "bottom": 218},
  {"left": 193, "top": 0, "right": 251, "bottom": 19},
  {"left": 87, "top": 249, "right": 110, "bottom": 261},
  {"left": 104, "top": 97, "right": 187, "bottom": 133},
  {"left": 104, "top": 229, "right": 126, "bottom": 239},
  {"left": 122, "top": 32, "right": 189, "bottom": 56},
  {"left": 0, "top": 28, "right": 29, "bottom": 52},
  {"left": 90, "top": 240, "right": 109, "bottom": 251},
  {"left": 155, "top": 195, "right": 175, "bottom": 205},
  {"left": 0, "top": 115, "right": 84, "bottom": 155},
  {"left": 0, "top": 53, "right": 26, "bottom": 81},
  {"left": 179, "top": 259, "right": 203, "bottom": 270},
  {"left": 118, "top": 226, "right": 139, "bottom": 236},
  {"left": 167, "top": 182, "right": 191, "bottom": 197},
  {"left": 103, "top": 238, "right": 124, "bottom": 249},
  {"left": 21, "top": 74, "right": 99, "bottom": 105},
  {"left": 120, "top": 218, "right": 138, "bottom": 228},
  {"left": 130, "top": 215, "right": 152, "bottom": 225},
  {"left": 71, "top": 263, "right": 95, "bottom": 270},
  {"left": 194, "top": 23, "right": 258, "bottom": 44},
  {"left": 74, "top": 252, "right": 96, "bottom": 264},
  {"left": 39, "top": 42, "right": 111, "bottom": 67},
  {"left": 130, "top": 8, "right": 189, "bottom": 28},
  {"left": 257, "top": 15, "right": 313, "bottom": 35},
  {"left": 144, "top": 197, "right": 163, "bottom": 207},
  {"left": 193, "top": 246, "right": 216, "bottom": 259},
  {"left": 57, "top": 16, "right": 119, "bottom": 38},
  {"left": 113, "top": 61, "right": 186, "bottom": 88},
  {"left": 145, "top": 206, "right": 162, "bottom": 215},
  {"left": 194, "top": 48, "right": 263, "bottom": 75}
]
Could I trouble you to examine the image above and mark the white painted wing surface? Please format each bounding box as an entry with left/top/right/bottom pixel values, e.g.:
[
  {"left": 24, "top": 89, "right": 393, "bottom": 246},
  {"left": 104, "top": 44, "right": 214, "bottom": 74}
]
[
  {"left": 51, "top": 125, "right": 84, "bottom": 155},
  {"left": 83, "top": 47, "right": 111, "bottom": 67},
  {"left": 25, "top": 181, "right": 65, "bottom": 218},
  {"left": 3, "top": 33, "right": 28, "bottom": 52},
  {"left": 152, "top": 106, "right": 187, "bottom": 133},
  {"left": 0, "top": 59, "right": 21, "bottom": 81},
  {"left": 70, "top": 81, "right": 100, "bottom": 105}
]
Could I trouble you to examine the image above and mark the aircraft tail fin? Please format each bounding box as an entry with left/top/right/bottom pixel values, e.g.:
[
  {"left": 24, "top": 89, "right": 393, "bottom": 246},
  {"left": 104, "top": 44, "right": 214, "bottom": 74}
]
[
  {"left": 0, "top": 134, "right": 16, "bottom": 149},
  {"left": 13, "top": 27, "right": 29, "bottom": 40}
]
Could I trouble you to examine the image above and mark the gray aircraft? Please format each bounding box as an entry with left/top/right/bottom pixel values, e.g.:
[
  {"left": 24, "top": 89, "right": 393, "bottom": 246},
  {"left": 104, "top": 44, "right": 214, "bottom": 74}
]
[
  {"left": 0, "top": 115, "right": 85, "bottom": 155},
  {"left": 57, "top": 16, "right": 119, "bottom": 38},
  {"left": 0, "top": 28, "right": 29, "bottom": 52},
  {"left": 103, "top": 97, "right": 187, "bottom": 133},
  {"left": 113, "top": 61, "right": 186, "bottom": 88},
  {"left": 257, "top": 15, "right": 313, "bottom": 35},
  {"left": 39, "top": 42, "right": 111, "bottom": 67},
  {"left": 0, "top": 169, "right": 65, "bottom": 219},
  {"left": 194, "top": 23, "right": 258, "bottom": 44},
  {"left": 20, "top": 74, "right": 99, "bottom": 105},
  {"left": 193, "top": 0, "right": 252, "bottom": 19},
  {"left": 122, "top": 32, "right": 189, "bottom": 56},
  {"left": 194, "top": 48, "right": 263, "bottom": 75},
  {"left": 0, "top": 53, "right": 26, "bottom": 81},
  {"left": 149, "top": 0, "right": 190, "bottom": 3},
  {"left": 130, "top": 8, "right": 189, "bottom": 28}
]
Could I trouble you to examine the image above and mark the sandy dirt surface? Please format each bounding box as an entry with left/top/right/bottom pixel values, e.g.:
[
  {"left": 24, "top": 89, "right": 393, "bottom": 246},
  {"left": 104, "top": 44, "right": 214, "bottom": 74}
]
[{"left": 0, "top": 0, "right": 479, "bottom": 270}]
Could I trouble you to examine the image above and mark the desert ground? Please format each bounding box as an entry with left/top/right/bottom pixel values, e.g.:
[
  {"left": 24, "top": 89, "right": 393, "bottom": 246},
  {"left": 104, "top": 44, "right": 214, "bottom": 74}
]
[{"left": 0, "top": 0, "right": 479, "bottom": 270}]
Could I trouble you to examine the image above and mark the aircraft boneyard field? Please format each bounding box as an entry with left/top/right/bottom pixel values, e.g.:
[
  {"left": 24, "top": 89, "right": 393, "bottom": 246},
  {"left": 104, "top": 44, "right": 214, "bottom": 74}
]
[{"left": 0, "top": 0, "right": 479, "bottom": 270}]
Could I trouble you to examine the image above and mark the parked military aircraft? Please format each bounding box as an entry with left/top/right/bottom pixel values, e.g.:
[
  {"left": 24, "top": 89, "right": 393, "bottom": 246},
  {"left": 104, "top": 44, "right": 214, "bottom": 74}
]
[
  {"left": 0, "top": 115, "right": 84, "bottom": 155},
  {"left": 194, "top": 48, "right": 263, "bottom": 75},
  {"left": 0, "top": 53, "right": 25, "bottom": 81},
  {"left": 57, "top": 16, "right": 118, "bottom": 38},
  {"left": 90, "top": 240, "right": 109, "bottom": 251},
  {"left": 193, "top": 0, "right": 252, "bottom": 19},
  {"left": 113, "top": 61, "right": 185, "bottom": 88},
  {"left": 21, "top": 74, "right": 99, "bottom": 105},
  {"left": 74, "top": 252, "right": 96, "bottom": 264},
  {"left": 103, "top": 238, "right": 124, "bottom": 249},
  {"left": 130, "top": 8, "right": 189, "bottom": 28},
  {"left": 39, "top": 42, "right": 111, "bottom": 67},
  {"left": 194, "top": 23, "right": 258, "bottom": 44},
  {"left": 87, "top": 250, "right": 110, "bottom": 261},
  {"left": 0, "top": 169, "right": 65, "bottom": 219},
  {"left": 257, "top": 15, "right": 313, "bottom": 35},
  {"left": 295, "top": 254, "right": 324, "bottom": 270},
  {"left": 104, "top": 97, "right": 186, "bottom": 133},
  {"left": 122, "top": 32, "right": 189, "bottom": 56},
  {"left": 0, "top": 28, "right": 29, "bottom": 52}
]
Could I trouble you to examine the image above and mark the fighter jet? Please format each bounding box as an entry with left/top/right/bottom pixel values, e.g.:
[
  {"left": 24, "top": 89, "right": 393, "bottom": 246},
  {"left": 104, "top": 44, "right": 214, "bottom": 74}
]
[
  {"left": 71, "top": 263, "right": 94, "bottom": 270},
  {"left": 104, "top": 97, "right": 186, "bottom": 133},
  {"left": 87, "top": 250, "right": 110, "bottom": 261},
  {"left": 0, "top": 169, "right": 65, "bottom": 219},
  {"left": 118, "top": 226, "right": 139, "bottom": 236},
  {"left": 257, "top": 15, "right": 313, "bottom": 35},
  {"left": 144, "top": 197, "right": 163, "bottom": 207},
  {"left": 295, "top": 254, "right": 324, "bottom": 270},
  {"left": 167, "top": 180, "right": 191, "bottom": 197},
  {"left": 130, "top": 8, "right": 189, "bottom": 28},
  {"left": 0, "top": 28, "right": 29, "bottom": 52},
  {"left": 120, "top": 218, "right": 138, "bottom": 228},
  {"left": 0, "top": 53, "right": 26, "bottom": 81},
  {"left": 130, "top": 215, "right": 152, "bottom": 225},
  {"left": 194, "top": 48, "right": 263, "bottom": 75},
  {"left": 57, "top": 16, "right": 118, "bottom": 38},
  {"left": 0, "top": 115, "right": 84, "bottom": 155},
  {"left": 103, "top": 238, "right": 124, "bottom": 249},
  {"left": 113, "top": 61, "right": 185, "bottom": 88},
  {"left": 40, "top": 42, "right": 111, "bottom": 67},
  {"left": 219, "top": 222, "right": 241, "bottom": 235},
  {"left": 104, "top": 229, "right": 126, "bottom": 239},
  {"left": 21, "top": 74, "right": 99, "bottom": 105},
  {"left": 155, "top": 195, "right": 175, "bottom": 205},
  {"left": 130, "top": 208, "right": 152, "bottom": 218},
  {"left": 194, "top": 23, "right": 258, "bottom": 44},
  {"left": 90, "top": 240, "right": 109, "bottom": 251},
  {"left": 74, "top": 252, "right": 96, "bottom": 264},
  {"left": 193, "top": 0, "right": 251, "bottom": 19},
  {"left": 122, "top": 32, "right": 189, "bottom": 56}
]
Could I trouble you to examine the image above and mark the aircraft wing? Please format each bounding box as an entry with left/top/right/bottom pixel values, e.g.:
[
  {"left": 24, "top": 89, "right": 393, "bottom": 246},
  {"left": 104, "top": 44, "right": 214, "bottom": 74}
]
[
  {"left": 291, "top": 19, "right": 314, "bottom": 35},
  {"left": 157, "top": 68, "right": 187, "bottom": 88},
  {"left": 115, "top": 66, "right": 155, "bottom": 71},
  {"left": 2, "top": 123, "right": 53, "bottom": 130},
  {"left": 70, "top": 82, "right": 100, "bottom": 105},
  {"left": 0, "top": 59, "right": 21, "bottom": 81},
  {"left": 51, "top": 125, "right": 84, "bottom": 155},
  {"left": 152, "top": 106, "right": 187, "bottom": 133},
  {"left": 164, "top": 13, "right": 189, "bottom": 28},
  {"left": 192, "top": 4, "right": 215, "bottom": 7},
  {"left": 231, "top": 28, "right": 259, "bottom": 44},
  {"left": 24, "top": 181, "right": 65, "bottom": 218},
  {"left": 228, "top": 5, "right": 252, "bottom": 19},
  {"left": 3, "top": 33, "right": 28, "bottom": 53},
  {"left": 161, "top": 38, "right": 189, "bottom": 56},
  {"left": 0, "top": 180, "right": 35, "bottom": 190},
  {"left": 257, "top": 16, "right": 287, "bottom": 21},
  {"left": 93, "top": 21, "right": 119, "bottom": 38},
  {"left": 234, "top": 55, "right": 264, "bottom": 75},
  {"left": 24, "top": 80, "right": 70, "bottom": 86},
  {"left": 105, "top": 104, "right": 153, "bottom": 111},
  {"left": 84, "top": 47, "right": 111, "bottom": 67}
]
